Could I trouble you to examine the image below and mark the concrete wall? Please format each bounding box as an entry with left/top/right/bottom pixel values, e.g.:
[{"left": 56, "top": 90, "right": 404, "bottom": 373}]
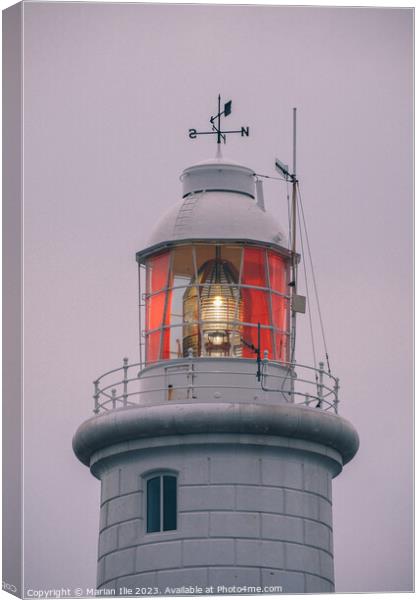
[{"left": 95, "top": 441, "right": 335, "bottom": 594}]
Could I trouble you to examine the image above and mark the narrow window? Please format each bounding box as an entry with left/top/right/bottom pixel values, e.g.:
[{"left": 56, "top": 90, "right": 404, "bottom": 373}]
[
  {"left": 146, "top": 476, "right": 161, "bottom": 533},
  {"left": 146, "top": 474, "right": 177, "bottom": 533},
  {"left": 163, "top": 475, "right": 177, "bottom": 530}
]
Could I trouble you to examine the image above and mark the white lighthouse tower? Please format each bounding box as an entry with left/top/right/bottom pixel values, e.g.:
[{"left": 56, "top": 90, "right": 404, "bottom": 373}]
[{"left": 73, "top": 101, "right": 358, "bottom": 595}]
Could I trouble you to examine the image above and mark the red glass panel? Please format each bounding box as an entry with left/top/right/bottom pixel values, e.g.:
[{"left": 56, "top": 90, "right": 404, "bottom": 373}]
[
  {"left": 241, "top": 285, "right": 273, "bottom": 358},
  {"left": 242, "top": 288, "right": 271, "bottom": 326},
  {"left": 271, "top": 294, "right": 288, "bottom": 333},
  {"left": 242, "top": 247, "right": 267, "bottom": 287},
  {"left": 145, "top": 289, "right": 173, "bottom": 362},
  {"left": 269, "top": 251, "right": 289, "bottom": 360},
  {"left": 147, "top": 292, "right": 166, "bottom": 331},
  {"left": 161, "top": 328, "right": 171, "bottom": 360},
  {"left": 147, "top": 251, "right": 170, "bottom": 294},
  {"left": 146, "top": 330, "right": 161, "bottom": 363},
  {"left": 242, "top": 326, "right": 273, "bottom": 359},
  {"left": 268, "top": 251, "right": 288, "bottom": 293},
  {"left": 161, "top": 289, "right": 173, "bottom": 359}
]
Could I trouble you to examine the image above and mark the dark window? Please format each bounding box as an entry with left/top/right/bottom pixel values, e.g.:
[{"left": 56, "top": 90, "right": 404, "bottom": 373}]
[
  {"left": 146, "top": 477, "right": 161, "bottom": 533},
  {"left": 146, "top": 474, "right": 177, "bottom": 533}
]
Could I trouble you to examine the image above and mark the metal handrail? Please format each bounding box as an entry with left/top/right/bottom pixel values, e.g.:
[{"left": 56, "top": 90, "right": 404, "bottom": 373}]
[
  {"left": 92, "top": 357, "right": 339, "bottom": 415},
  {"left": 95, "top": 368, "right": 337, "bottom": 400}
]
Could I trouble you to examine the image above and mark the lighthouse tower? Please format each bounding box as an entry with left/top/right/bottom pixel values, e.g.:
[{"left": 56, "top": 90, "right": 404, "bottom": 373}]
[{"left": 73, "top": 105, "right": 358, "bottom": 595}]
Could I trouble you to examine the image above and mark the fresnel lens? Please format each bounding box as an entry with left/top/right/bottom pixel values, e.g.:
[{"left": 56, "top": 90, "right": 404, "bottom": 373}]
[{"left": 183, "top": 248, "right": 242, "bottom": 357}]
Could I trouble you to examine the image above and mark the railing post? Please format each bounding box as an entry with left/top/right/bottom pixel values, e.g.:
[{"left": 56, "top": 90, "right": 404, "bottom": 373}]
[
  {"left": 93, "top": 380, "right": 100, "bottom": 414},
  {"left": 304, "top": 393, "right": 309, "bottom": 406},
  {"left": 111, "top": 388, "right": 117, "bottom": 410},
  {"left": 334, "top": 377, "right": 340, "bottom": 414},
  {"left": 123, "top": 357, "right": 129, "bottom": 407},
  {"left": 290, "top": 360, "right": 296, "bottom": 403},
  {"left": 318, "top": 361, "right": 324, "bottom": 409},
  {"left": 187, "top": 347, "right": 194, "bottom": 400},
  {"left": 262, "top": 350, "right": 269, "bottom": 388}
]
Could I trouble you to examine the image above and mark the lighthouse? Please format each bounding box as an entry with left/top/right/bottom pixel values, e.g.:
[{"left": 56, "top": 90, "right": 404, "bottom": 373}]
[{"left": 73, "top": 100, "right": 359, "bottom": 595}]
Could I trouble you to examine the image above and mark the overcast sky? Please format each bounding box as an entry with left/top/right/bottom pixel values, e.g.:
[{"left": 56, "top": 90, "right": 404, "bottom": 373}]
[{"left": 21, "top": 2, "right": 413, "bottom": 594}]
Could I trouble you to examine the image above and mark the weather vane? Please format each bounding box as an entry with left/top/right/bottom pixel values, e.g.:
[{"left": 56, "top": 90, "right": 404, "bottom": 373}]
[{"left": 188, "top": 95, "right": 250, "bottom": 145}]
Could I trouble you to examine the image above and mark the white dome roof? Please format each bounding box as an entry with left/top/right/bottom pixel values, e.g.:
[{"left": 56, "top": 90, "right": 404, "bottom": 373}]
[
  {"left": 146, "top": 191, "right": 285, "bottom": 247},
  {"left": 141, "top": 158, "right": 287, "bottom": 255}
]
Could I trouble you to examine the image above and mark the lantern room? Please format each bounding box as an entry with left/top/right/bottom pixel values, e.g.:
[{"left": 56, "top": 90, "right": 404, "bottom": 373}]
[
  {"left": 139, "top": 242, "right": 290, "bottom": 363},
  {"left": 136, "top": 157, "right": 292, "bottom": 368}
]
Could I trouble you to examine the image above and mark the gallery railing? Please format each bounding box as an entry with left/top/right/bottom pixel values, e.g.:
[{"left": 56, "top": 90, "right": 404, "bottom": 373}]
[{"left": 92, "top": 358, "right": 339, "bottom": 415}]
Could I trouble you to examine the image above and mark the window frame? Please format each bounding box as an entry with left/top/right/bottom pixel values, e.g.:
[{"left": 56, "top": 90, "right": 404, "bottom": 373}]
[{"left": 144, "top": 471, "right": 178, "bottom": 534}]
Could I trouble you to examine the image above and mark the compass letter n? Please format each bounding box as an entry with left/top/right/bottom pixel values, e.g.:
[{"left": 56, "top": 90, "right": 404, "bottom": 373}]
[{"left": 241, "top": 127, "right": 250, "bottom": 137}]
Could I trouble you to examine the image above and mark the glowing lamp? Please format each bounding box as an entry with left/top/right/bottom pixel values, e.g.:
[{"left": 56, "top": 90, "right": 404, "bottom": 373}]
[{"left": 183, "top": 251, "right": 242, "bottom": 357}]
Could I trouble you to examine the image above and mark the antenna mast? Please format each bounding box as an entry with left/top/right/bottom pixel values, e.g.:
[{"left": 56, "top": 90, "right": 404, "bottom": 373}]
[
  {"left": 291, "top": 108, "right": 297, "bottom": 365},
  {"left": 274, "top": 109, "right": 300, "bottom": 366}
]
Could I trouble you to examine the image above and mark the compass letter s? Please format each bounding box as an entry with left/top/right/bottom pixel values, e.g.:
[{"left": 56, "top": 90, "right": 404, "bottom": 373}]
[{"left": 188, "top": 129, "right": 197, "bottom": 139}]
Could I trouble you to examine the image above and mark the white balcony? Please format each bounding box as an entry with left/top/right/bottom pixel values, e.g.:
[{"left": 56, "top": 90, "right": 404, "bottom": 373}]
[{"left": 92, "top": 357, "right": 339, "bottom": 415}]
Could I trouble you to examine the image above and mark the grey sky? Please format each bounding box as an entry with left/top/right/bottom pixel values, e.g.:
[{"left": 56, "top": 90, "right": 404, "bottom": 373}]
[{"left": 21, "top": 2, "right": 413, "bottom": 593}]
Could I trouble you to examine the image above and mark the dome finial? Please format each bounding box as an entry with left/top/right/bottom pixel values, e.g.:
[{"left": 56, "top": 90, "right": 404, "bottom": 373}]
[{"left": 215, "top": 144, "right": 223, "bottom": 160}]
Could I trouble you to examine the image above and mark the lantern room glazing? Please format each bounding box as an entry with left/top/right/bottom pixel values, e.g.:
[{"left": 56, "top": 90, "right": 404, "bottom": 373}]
[{"left": 139, "top": 242, "right": 291, "bottom": 365}]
